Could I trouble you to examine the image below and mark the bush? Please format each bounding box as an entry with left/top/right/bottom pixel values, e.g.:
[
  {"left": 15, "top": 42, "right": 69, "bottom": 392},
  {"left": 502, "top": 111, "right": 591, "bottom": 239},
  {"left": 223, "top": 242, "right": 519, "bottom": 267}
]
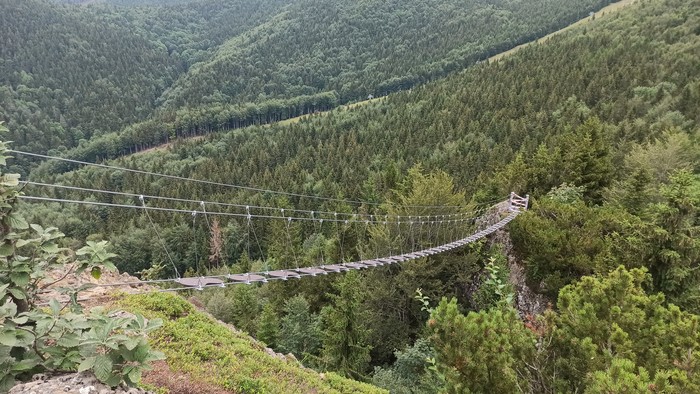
[{"left": 0, "top": 135, "right": 164, "bottom": 389}]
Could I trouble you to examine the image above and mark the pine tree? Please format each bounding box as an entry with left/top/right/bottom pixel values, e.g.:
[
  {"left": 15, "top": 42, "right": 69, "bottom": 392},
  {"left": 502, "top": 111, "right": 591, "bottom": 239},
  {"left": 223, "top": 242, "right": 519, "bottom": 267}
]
[
  {"left": 427, "top": 298, "right": 535, "bottom": 393},
  {"left": 257, "top": 302, "right": 280, "bottom": 349},
  {"left": 278, "top": 295, "right": 321, "bottom": 361},
  {"left": 548, "top": 266, "right": 700, "bottom": 393},
  {"left": 321, "top": 271, "right": 372, "bottom": 378}
]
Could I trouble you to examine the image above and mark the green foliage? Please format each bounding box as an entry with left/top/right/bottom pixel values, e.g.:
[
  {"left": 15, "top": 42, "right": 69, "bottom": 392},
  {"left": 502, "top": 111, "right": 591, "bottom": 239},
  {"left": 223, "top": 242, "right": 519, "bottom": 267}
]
[
  {"left": 510, "top": 196, "right": 647, "bottom": 297},
  {"left": 427, "top": 298, "right": 536, "bottom": 393},
  {"left": 161, "top": 0, "right": 616, "bottom": 109},
  {"left": 5, "top": 0, "right": 617, "bottom": 167},
  {"left": 359, "top": 166, "right": 483, "bottom": 365},
  {"left": 585, "top": 358, "right": 672, "bottom": 394},
  {"left": 0, "top": 0, "right": 293, "bottom": 166},
  {"left": 121, "top": 291, "right": 193, "bottom": 320},
  {"left": 256, "top": 302, "right": 279, "bottom": 349},
  {"left": 471, "top": 253, "right": 514, "bottom": 310},
  {"left": 644, "top": 170, "right": 700, "bottom": 311},
  {"left": 30, "top": 0, "right": 700, "bottom": 293},
  {"left": 493, "top": 117, "right": 614, "bottom": 203},
  {"left": 0, "top": 139, "right": 163, "bottom": 388},
  {"left": 547, "top": 183, "right": 586, "bottom": 204},
  {"left": 119, "top": 292, "right": 386, "bottom": 393},
  {"left": 278, "top": 295, "right": 322, "bottom": 362},
  {"left": 547, "top": 266, "right": 700, "bottom": 393},
  {"left": 76, "top": 311, "right": 164, "bottom": 387},
  {"left": 202, "top": 285, "right": 259, "bottom": 334},
  {"left": 7, "top": 0, "right": 700, "bottom": 389},
  {"left": 372, "top": 338, "right": 441, "bottom": 394},
  {"left": 321, "top": 272, "right": 372, "bottom": 378}
]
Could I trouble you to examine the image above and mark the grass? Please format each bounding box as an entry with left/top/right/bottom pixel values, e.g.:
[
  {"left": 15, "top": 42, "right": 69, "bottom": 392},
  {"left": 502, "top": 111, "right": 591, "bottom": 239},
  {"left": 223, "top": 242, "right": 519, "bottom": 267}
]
[
  {"left": 276, "top": 96, "right": 385, "bottom": 127},
  {"left": 119, "top": 292, "right": 387, "bottom": 394}
]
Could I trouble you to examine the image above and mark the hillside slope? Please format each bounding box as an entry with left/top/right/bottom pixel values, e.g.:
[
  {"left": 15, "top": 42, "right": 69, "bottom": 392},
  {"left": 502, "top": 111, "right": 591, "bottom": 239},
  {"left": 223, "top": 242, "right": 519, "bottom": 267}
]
[
  {"left": 27, "top": 0, "right": 698, "bottom": 271},
  {"left": 0, "top": 0, "right": 179, "bottom": 147},
  {"left": 39, "top": 0, "right": 696, "bottom": 199},
  {"left": 5, "top": 0, "right": 622, "bottom": 171},
  {"left": 0, "top": 0, "right": 293, "bottom": 165},
  {"left": 119, "top": 292, "right": 386, "bottom": 394},
  {"left": 161, "top": 0, "right": 617, "bottom": 108}
]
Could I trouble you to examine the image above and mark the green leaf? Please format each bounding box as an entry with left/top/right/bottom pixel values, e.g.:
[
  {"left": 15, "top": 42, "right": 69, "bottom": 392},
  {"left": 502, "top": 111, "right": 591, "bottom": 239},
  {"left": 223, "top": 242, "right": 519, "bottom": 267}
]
[
  {"left": 133, "top": 344, "right": 149, "bottom": 362},
  {"left": 105, "top": 374, "right": 121, "bottom": 388},
  {"left": 124, "top": 337, "right": 140, "bottom": 351},
  {"left": 0, "top": 300, "right": 17, "bottom": 317},
  {"left": 8, "top": 214, "right": 28, "bottom": 230},
  {"left": 146, "top": 318, "right": 163, "bottom": 331},
  {"left": 9, "top": 272, "right": 29, "bottom": 287},
  {"left": 57, "top": 335, "right": 81, "bottom": 348},
  {"left": 93, "top": 354, "right": 113, "bottom": 383},
  {"left": 34, "top": 318, "right": 54, "bottom": 336},
  {"left": 14, "top": 330, "right": 35, "bottom": 346},
  {"left": 127, "top": 368, "right": 142, "bottom": 384},
  {"left": 8, "top": 288, "right": 26, "bottom": 300},
  {"left": 0, "top": 375, "right": 15, "bottom": 394},
  {"left": 91, "top": 267, "right": 102, "bottom": 280},
  {"left": 0, "top": 174, "right": 20, "bottom": 187},
  {"left": 41, "top": 243, "right": 60, "bottom": 254},
  {"left": 77, "top": 356, "right": 96, "bottom": 373},
  {"left": 144, "top": 349, "right": 165, "bottom": 362},
  {"left": 0, "top": 243, "right": 13, "bottom": 257},
  {"left": 11, "top": 358, "right": 38, "bottom": 372},
  {"left": 49, "top": 299, "right": 61, "bottom": 316},
  {"left": 0, "top": 332, "right": 17, "bottom": 347},
  {"left": 11, "top": 315, "right": 28, "bottom": 325}
]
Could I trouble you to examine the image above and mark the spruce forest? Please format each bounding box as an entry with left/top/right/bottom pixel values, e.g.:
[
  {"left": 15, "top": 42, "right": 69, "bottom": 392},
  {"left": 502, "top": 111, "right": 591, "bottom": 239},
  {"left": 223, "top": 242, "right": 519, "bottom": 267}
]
[{"left": 1, "top": 0, "right": 699, "bottom": 392}]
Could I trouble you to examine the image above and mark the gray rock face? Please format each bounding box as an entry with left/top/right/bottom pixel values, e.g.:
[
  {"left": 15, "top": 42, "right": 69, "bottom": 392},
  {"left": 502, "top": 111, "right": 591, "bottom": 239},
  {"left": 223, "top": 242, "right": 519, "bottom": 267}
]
[
  {"left": 10, "top": 373, "right": 151, "bottom": 394},
  {"left": 490, "top": 226, "right": 549, "bottom": 318}
]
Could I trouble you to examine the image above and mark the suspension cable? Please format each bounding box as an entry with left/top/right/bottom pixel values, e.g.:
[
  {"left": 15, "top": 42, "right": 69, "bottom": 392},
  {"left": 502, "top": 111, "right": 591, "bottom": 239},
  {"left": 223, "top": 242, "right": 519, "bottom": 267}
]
[
  {"left": 13, "top": 150, "right": 488, "bottom": 208},
  {"left": 21, "top": 181, "right": 495, "bottom": 221}
]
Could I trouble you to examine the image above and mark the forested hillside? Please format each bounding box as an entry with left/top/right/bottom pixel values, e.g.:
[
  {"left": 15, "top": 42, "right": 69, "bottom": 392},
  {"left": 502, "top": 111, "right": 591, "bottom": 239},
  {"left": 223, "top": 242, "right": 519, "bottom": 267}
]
[
  {"left": 0, "top": 0, "right": 294, "bottom": 169},
  {"left": 4, "top": 0, "right": 700, "bottom": 392},
  {"left": 0, "top": 0, "right": 179, "bottom": 149},
  {"left": 1, "top": 0, "right": 619, "bottom": 174},
  {"left": 160, "top": 0, "right": 615, "bottom": 108}
]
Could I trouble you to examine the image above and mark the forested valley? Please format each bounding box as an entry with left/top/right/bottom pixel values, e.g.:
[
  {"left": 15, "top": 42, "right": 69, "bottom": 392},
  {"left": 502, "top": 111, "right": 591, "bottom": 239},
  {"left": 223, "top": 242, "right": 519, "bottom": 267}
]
[
  {"left": 2, "top": 0, "right": 700, "bottom": 392},
  {"left": 2, "top": 0, "right": 616, "bottom": 173}
]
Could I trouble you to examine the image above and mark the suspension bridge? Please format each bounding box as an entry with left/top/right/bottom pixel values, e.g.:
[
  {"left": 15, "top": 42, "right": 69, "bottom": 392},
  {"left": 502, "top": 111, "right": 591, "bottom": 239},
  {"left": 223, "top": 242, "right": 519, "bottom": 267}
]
[
  {"left": 168, "top": 193, "right": 528, "bottom": 290},
  {"left": 10, "top": 149, "right": 529, "bottom": 298}
]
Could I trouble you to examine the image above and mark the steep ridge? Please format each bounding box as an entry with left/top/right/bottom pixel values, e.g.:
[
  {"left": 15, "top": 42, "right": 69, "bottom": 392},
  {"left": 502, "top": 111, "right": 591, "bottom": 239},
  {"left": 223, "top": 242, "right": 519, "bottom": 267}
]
[{"left": 0, "top": 0, "right": 294, "bottom": 169}]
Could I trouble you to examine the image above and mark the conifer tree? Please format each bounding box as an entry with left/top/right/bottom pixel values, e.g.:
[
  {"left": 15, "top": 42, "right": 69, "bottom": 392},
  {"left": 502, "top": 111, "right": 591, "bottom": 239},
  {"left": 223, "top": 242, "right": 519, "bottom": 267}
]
[
  {"left": 278, "top": 295, "right": 321, "bottom": 360},
  {"left": 548, "top": 266, "right": 700, "bottom": 393},
  {"left": 321, "top": 271, "right": 372, "bottom": 378},
  {"left": 427, "top": 298, "right": 535, "bottom": 393},
  {"left": 256, "top": 302, "right": 280, "bottom": 349}
]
